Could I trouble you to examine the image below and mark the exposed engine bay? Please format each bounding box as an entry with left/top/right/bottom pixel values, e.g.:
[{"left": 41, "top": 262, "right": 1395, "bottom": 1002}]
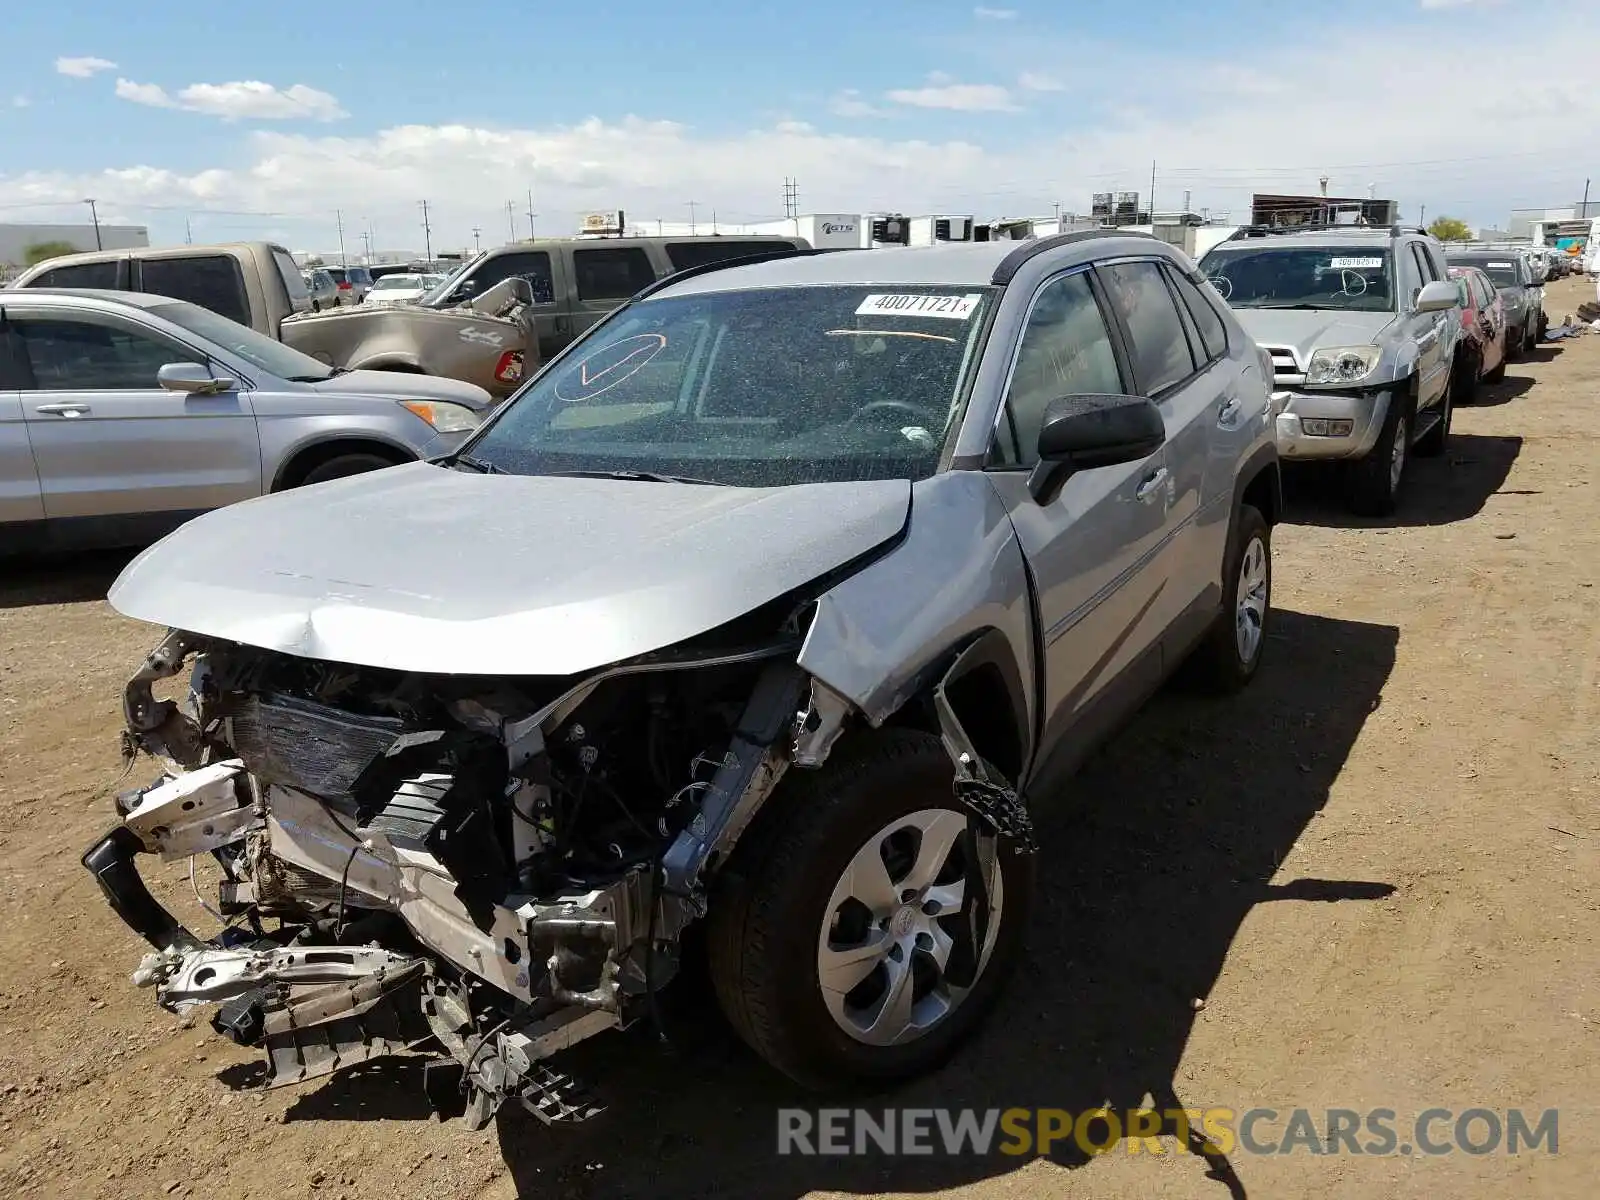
[{"left": 84, "top": 616, "right": 998, "bottom": 1129}]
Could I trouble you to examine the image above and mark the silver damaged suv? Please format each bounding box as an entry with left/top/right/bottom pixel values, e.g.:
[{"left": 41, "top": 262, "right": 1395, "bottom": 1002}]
[
  {"left": 1200, "top": 226, "right": 1461, "bottom": 516},
  {"left": 84, "top": 235, "right": 1281, "bottom": 1129}
]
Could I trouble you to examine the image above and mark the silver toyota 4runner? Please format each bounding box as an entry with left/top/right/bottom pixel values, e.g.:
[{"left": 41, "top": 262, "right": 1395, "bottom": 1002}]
[
  {"left": 83, "top": 233, "right": 1279, "bottom": 1130},
  {"left": 1199, "top": 226, "right": 1461, "bottom": 516}
]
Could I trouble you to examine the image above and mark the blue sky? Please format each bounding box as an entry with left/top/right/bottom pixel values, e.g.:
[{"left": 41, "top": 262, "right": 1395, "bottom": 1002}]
[{"left": 3, "top": 0, "right": 1595, "bottom": 254}]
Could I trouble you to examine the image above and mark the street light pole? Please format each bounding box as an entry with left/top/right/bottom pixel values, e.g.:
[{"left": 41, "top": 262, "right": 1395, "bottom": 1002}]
[{"left": 84, "top": 198, "right": 102, "bottom": 250}]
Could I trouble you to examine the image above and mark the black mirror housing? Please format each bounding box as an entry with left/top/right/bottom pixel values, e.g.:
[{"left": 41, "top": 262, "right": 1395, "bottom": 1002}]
[{"left": 1027, "top": 393, "right": 1165, "bottom": 504}]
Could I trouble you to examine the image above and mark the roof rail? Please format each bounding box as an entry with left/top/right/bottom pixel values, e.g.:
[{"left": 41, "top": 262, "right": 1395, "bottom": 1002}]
[
  {"left": 630, "top": 244, "right": 816, "bottom": 301},
  {"left": 991, "top": 228, "right": 1157, "bottom": 285},
  {"left": 1390, "top": 225, "right": 1430, "bottom": 237}
]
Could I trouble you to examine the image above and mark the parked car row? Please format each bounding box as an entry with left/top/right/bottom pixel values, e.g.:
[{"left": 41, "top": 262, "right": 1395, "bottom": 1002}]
[
  {"left": 45, "top": 216, "right": 1566, "bottom": 1133},
  {"left": 1197, "top": 224, "right": 1549, "bottom": 516}
]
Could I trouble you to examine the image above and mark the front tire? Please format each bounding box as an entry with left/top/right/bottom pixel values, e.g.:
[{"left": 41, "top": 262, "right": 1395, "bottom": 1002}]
[
  {"left": 1413, "top": 376, "right": 1452, "bottom": 458},
  {"left": 295, "top": 452, "right": 400, "bottom": 487},
  {"left": 1454, "top": 347, "right": 1480, "bottom": 406},
  {"left": 707, "top": 730, "right": 1033, "bottom": 1091},
  {"left": 1345, "top": 391, "right": 1411, "bottom": 517}
]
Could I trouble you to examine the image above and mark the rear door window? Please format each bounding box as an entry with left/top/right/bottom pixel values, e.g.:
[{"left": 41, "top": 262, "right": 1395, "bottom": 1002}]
[
  {"left": 1097, "top": 259, "right": 1197, "bottom": 395},
  {"left": 664, "top": 240, "right": 796, "bottom": 271},
  {"left": 1166, "top": 267, "right": 1228, "bottom": 362},
  {"left": 29, "top": 260, "right": 122, "bottom": 289},
  {"left": 572, "top": 247, "right": 656, "bottom": 301},
  {"left": 138, "top": 255, "right": 251, "bottom": 326}
]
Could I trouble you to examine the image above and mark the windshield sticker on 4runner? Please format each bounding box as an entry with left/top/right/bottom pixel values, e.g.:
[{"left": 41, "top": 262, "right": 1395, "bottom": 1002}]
[
  {"left": 1488, "top": 261, "right": 1513, "bottom": 268},
  {"left": 554, "top": 333, "right": 668, "bottom": 402},
  {"left": 1328, "top": 257, "right": 1383, "bottom": 270},
  {"left": 855, "top": 293, "right": 982, "bottom": 320}
]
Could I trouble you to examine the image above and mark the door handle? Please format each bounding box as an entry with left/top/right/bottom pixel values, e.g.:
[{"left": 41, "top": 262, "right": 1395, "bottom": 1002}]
[
  {"left": 1135, "top": 467, "right": 1170, "bottom": 504},
  {"left": 1217, "top": 396, "right": 1242, "bottom": 428},
  {"left": 35, "top": 402, "right": 91, "bottom": 417}
]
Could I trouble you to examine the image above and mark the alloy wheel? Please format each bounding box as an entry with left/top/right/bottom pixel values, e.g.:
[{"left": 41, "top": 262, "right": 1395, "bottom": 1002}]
[
  {"left": 817, "top": 808, "right": 1003, "bottom": 1047},
  {"left": 1234, "top": 535, "right": 1269, "bottom": 664}
]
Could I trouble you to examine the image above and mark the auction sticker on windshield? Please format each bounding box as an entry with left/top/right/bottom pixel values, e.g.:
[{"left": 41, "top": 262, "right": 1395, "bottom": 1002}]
[
  {"left": 1329, "top": 257, "right": 1383, "bottom": 270},
  {"left": 856, "top": 293, "right": 983, "bottom": 320}
]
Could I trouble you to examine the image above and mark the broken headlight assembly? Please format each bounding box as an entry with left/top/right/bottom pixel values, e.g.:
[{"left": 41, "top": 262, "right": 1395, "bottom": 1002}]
[{"left": 1304, "top": 345, "right": 1382, "bottom": 387}]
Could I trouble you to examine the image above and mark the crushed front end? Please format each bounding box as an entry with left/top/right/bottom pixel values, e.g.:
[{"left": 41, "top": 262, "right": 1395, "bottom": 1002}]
[{"left": 85, "top": 625, "right": 822, "bottom": 1129}]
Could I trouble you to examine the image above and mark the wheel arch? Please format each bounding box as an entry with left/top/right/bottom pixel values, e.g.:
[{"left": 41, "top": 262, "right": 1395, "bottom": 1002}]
[
  {"left": 1233, "top": 442, "right": 1283, "bottom": 529},
  {"left": 878, "top": 627, "right": 1033, "bottom": 790},
  {"left": 271, "top": 435, "right": 415, "bottom": 490}
]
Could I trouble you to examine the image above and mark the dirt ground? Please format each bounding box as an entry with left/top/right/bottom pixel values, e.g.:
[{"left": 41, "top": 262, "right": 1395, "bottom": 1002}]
[{"left": 2, "top": 278, "right": 1598, "bottom": 1200}]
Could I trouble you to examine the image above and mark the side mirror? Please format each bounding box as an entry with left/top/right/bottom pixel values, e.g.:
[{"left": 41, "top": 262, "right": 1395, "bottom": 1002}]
[
  {"left": 1027, "top": 393, "right": 1165, "bottom": 505},
  {"left": 1414, "top": 280, "right": 1459, "bottom": 314},
  {"left": 158, "top": 362, "right": 233, "bottom": 394},
  {"left": 450, "top": 278, "right": 478, "bottom": 303}
]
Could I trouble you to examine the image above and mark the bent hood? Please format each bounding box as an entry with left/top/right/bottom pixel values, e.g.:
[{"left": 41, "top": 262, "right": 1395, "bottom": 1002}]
[
  {"left": 107, "top": 464, "right": 910, "bottom": 677},
  {"left": 1233, "top": 309, "right": 1396, "bottom": 359},
  {"left": 309, "top": 369, "right": 494, "bottom": 411}
]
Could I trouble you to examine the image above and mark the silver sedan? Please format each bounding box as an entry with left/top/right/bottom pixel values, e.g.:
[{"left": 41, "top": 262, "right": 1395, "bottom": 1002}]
[{"left": 0, "top": 288, "right": 493, "bottom": 552}]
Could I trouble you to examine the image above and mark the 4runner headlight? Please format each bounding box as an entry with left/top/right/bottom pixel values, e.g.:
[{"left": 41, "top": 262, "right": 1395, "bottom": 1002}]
[
  {"left": 1305, "top": 346, "right": 1382, "bottom": 387},
  {"left": 400, "top": 400, "right": 481, "bottom": 432}
]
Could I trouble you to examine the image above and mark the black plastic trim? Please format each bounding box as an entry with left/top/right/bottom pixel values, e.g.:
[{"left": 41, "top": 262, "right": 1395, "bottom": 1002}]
[
  {"left": 81, "top": 826, "right": 201, "bottom": 952},
  {"left": 630, "top": 244, "right": 816, "bottom": 302},
  {"left": 990, "top": 229, "right": 1158, "bottom": 286}
]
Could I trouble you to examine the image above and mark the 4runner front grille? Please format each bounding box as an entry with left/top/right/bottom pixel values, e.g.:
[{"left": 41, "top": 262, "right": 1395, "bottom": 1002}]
[{"left": 1260, "top": 345, "right": 1304, "bottom": 387}]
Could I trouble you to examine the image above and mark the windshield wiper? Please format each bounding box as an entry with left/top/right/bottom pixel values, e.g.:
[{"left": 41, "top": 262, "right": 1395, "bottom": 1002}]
[
  {"left": 543, "top": 468, "right": 717, "bottom": 485},
  {"left": 446, "top": 453, "right": 504, "bottom": 475},
  {"left": 1247, "top": 302, "right": 1328, "bottom": 310}
]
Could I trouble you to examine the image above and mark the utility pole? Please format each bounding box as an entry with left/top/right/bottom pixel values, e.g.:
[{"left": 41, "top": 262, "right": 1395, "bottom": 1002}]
[
  {"left": 783, "top": 177, "right": 801, "bottom": 233},
  {"left": 687, "top": 200, "right": 698, "bottom": 235},
  {"left": 1419, "top": 204, "right": 1426, "bottom": 229},
  {"left": 1148, "top": 160, "right": 1156, "bottom": 225},
  {"left": 527, "top": 189, "right": 536, "bottom": 240},
  {"left": 712, "top": 208, "right": 718, "bottom": 234},
  {"left": 184, "top": 217, "right": 192, "bottom": 245},
  {"left": 505, "top": 201, "right": 516, "bottom": 242},
  {"left": 84, "top": 198, "right": 102, "bottom": 249},
  {"left": 360, "top": 230, "right": 373, "bottom": 261},
  {"left": 419, "top": 200, "right": 433, "bottom": 266},
  {"left": 1582, "top": 178, "right": 1592, "bottom": 219},
  {"left": 335, "top": 209, "right": 347, "bottom": 267},
  {"left": 472, "top": 226, "right": 481, "bottom": 254}
]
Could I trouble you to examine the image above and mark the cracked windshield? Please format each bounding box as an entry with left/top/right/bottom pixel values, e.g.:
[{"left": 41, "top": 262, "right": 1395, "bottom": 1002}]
[{"left": 468, "top": 286, "right": 992, "bottom": 485}]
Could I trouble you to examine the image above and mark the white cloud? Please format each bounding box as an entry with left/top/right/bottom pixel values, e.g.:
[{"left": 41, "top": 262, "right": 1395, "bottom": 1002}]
[
  {"left": 55, "top": 56, "right": 116, "bottom": 78},
  {"left": 974, "top": 6, "right": 1018, "bottom": 18},
  {"left": 11, "top": 95, "right": 29, "bottom": 109},
  {"left": 829, "top": 88, "right": 893, "bottom": 118},
  {"left": 1018, "top": 71, "right": 1064, "bottom": 92},
  {"left": 115, "top": 78, "right": 347, "bottom": 121},
  {"left": 5, "top": 15, "right": 1596, "bottom": 247},
  {"left": 886, "top": 82, "right": 1020, "bottom": 112}
]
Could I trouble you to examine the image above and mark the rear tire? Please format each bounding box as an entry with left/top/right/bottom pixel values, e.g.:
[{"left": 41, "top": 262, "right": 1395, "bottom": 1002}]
[
  {"left": 707, "top": 729, "right": 1033, "bottom": 1091},
  {"left": 295, "top": 452, "right": 400, "bottom": 487},
  {"left": 1182, "top": 503, "right": 1271, "bottom": 693},
  {"left": 1344, "top": 391, "right": 1411, "bottom": 517}
]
